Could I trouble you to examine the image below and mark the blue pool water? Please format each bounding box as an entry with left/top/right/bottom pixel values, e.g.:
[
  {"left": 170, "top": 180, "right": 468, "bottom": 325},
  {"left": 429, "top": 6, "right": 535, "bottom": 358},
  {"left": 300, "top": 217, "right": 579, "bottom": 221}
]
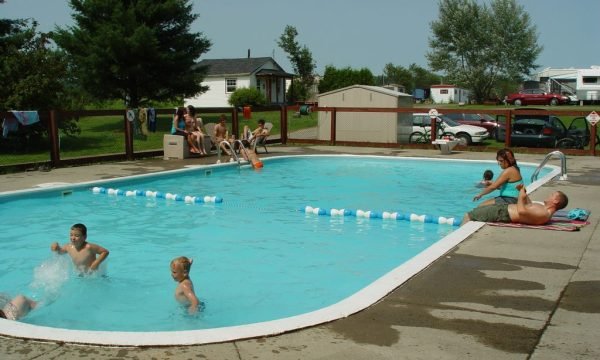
[{"left": 0, "top": 156, "right": 550, "bottom": 332}]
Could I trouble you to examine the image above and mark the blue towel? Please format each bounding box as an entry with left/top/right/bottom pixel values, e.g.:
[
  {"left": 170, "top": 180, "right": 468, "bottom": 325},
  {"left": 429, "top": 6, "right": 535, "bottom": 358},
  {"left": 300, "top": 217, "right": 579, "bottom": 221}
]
[
  {"left": 10, "top": 111, "right": 40, "bottom": 126},
  {"left": 567, "top": 208, "right": 589, "bottom": 221}
]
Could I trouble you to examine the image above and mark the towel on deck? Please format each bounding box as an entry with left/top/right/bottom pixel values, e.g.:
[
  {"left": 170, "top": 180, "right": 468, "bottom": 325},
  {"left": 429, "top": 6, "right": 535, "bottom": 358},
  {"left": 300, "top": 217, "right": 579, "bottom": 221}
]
[{"left": 487, "top": 208, "right": 591, "bottom": 232}]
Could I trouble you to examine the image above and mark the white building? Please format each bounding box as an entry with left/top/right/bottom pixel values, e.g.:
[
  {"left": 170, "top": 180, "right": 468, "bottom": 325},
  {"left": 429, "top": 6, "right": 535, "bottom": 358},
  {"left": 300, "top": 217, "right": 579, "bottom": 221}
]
[
  {"left": 430, "top": 85, "right": 470, "bottom": 104},
  {"left": 534, "top": 66, "right": 600, "bottom": 103},
  {"left": 185, "top": 57, "right": 293, "bottom": 108}
]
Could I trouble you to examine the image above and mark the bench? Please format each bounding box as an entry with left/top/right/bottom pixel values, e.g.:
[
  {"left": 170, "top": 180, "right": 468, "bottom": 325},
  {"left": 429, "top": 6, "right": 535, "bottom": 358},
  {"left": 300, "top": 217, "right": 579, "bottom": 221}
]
[
  {"left": 163, "top": 134, "right": 189, "bottom": 159},
  {"left": 431, "top": 139, "right": 459, "bottom": 155},
  {"left": 163, "top": 134, "right": 214, "bottom": 160}
]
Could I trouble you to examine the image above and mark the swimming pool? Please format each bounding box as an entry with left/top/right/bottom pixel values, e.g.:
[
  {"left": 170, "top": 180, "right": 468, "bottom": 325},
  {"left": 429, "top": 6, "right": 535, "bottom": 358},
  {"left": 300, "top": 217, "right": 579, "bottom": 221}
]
[{"left": 0, "top": 155, "right": 558, "bottom": 345}]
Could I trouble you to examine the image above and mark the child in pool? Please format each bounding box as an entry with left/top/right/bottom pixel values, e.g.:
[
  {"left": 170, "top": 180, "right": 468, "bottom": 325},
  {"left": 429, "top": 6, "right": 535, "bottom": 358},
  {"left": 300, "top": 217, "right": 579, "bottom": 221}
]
[
  {"left": 171, "top": 256, "right": 200, "bottom": 315},
  {"left": 0, "top": 294, "right": 37, "bottom": 321},
  {"left": 476, "top": 169, "right": 494, "bottom": 187},
  {"left": 50, "top": 223, "right": 109, "bottom": 273}
]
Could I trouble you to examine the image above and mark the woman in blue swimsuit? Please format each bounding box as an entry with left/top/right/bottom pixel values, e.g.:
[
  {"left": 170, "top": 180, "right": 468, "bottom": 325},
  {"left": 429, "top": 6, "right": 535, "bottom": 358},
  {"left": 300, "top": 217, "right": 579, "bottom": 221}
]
[{"left": 473, "top": 148, "right": 523, "bottom": 207}]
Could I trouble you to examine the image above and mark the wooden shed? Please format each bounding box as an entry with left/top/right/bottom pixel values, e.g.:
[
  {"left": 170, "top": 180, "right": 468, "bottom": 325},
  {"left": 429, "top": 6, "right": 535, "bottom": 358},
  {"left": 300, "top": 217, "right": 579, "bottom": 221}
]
[{"left": 316, "top": 85, "right": 413, "bottom": 143}]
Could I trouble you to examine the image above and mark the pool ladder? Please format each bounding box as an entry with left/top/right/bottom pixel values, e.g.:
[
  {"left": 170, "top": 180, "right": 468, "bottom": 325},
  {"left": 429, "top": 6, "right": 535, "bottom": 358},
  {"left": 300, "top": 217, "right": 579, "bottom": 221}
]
[
  {"left": 217, "top": 140, "right": 252, "bottom": 169},
  {"left": 531, "top": 150, "right": 567, "bottom": 182}
]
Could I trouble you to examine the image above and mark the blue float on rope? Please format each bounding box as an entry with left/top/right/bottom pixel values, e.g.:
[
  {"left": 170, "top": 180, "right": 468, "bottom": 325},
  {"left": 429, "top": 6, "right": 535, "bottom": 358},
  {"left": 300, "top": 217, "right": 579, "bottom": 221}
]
[
  {"left": 91, "top": 187, "right": 223, "bottom": 204},
  {"left": 301, "top": 205, "right": 460, "bottom": 226}
]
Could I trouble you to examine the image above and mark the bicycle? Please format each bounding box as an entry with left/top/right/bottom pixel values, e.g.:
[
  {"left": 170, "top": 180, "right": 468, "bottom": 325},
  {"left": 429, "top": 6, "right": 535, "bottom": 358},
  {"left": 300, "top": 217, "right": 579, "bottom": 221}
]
[
  {"left": 555, "top": 116, "right": 600, "bottom": 149},
  {"left": 409, "top": 123, "right": 455, "bottom": 144}
]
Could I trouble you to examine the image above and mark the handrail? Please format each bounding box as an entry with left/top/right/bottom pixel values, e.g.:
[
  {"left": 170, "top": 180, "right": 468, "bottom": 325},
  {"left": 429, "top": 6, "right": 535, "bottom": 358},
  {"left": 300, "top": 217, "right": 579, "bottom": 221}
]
[
  {"left": 531, "top": 150, "right": 567, "bottom": 182},
  {"left": 217, "top": 140, "right": 239, "bottom": 165}
]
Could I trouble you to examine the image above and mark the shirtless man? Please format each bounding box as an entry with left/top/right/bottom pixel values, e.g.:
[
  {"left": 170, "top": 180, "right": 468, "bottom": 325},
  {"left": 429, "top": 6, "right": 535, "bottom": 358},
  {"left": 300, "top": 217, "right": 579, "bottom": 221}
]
[
  {"left": 50, "top": 223, "right": 109, "bottom": 273},
  {"left": 214, "top": 114, "right": 232, "bottom": 155},
  {"left": 461, "top": 184, "right": 568, "bottom": 226}
]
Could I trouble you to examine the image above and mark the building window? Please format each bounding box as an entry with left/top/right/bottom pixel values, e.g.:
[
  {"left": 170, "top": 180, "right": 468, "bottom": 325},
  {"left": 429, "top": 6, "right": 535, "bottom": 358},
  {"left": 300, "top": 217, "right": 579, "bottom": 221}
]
[
  {"left": 226, "top": 79, "right": 237, "bottom": 93},
  {"left": 583, "top": 77, "right": 598, "bottom": 84},
  {"left": 440, "top": 89, "right": 448, "bottom": 94}
]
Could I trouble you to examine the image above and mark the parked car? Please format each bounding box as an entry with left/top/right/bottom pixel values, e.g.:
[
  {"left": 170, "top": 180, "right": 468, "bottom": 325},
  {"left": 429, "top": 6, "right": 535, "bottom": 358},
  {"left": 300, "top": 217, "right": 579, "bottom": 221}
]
[
  {"left": 509, "top": 108, "right": 568, "bottom": 148},
  {"left": 411, "top": 113, "right": 489, "bottom": 145},
  {"left": 443, "top": 112, "right": 504, "bottom": 140},
  {"left": 504, "top": 89, "right": 570, "bottom": 106}
]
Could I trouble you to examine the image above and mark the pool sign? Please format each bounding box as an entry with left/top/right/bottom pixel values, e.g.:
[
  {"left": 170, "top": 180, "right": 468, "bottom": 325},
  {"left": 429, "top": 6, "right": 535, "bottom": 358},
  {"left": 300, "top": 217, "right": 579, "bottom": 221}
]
[
  {"left": 586, "top": 111, "right": 599, "bottom": 126},
  {"left": 428, "top": 108, "right": 439, "bottom": 118}
]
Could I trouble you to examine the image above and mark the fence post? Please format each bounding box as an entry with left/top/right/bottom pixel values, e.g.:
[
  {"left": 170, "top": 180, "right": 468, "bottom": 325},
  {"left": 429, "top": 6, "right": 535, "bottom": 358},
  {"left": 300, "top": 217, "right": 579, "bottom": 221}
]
[
  {"left": 330, "top": 108, "right": 337, "bottom": 145},
  {"left": 124, "top": 111, "right": 134, "bottom": 160},
  {"left": 280, "top": 105, "right": 288, "bottom": 144},
  {"left": 504, "top": 109, "right": 512, "bottom": 148},
  {"left": 48, "top": 110, "right": 60, "bottom": 167},
  {"left": 231, "top": 107, "right": 238, "bottom": 138}
]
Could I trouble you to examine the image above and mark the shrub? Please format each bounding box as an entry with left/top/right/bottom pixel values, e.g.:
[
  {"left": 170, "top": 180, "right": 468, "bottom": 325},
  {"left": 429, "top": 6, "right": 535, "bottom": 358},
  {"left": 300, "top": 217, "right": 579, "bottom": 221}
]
[{"left": 228, "top": 88, "right": 266, "bottom": 107}]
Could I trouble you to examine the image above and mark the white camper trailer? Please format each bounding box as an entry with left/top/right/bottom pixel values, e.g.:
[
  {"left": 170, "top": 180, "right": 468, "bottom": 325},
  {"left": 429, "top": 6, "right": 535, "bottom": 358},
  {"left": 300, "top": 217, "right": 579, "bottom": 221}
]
[{"left": 538, "top": 66, "right": 600, "bottom": 104}]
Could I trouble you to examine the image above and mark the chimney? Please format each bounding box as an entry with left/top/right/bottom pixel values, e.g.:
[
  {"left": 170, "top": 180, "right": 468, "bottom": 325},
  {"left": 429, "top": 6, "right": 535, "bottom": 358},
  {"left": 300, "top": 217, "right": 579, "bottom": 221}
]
[{"left": 248, "top": 49, "right": 250, "bottom": 58}]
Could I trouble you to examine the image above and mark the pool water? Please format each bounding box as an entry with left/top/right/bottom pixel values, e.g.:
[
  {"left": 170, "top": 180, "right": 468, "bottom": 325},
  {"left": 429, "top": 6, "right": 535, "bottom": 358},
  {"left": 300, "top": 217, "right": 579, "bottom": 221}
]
[{"left": 0, "top": 156, "right": 550, "bottom": 332}]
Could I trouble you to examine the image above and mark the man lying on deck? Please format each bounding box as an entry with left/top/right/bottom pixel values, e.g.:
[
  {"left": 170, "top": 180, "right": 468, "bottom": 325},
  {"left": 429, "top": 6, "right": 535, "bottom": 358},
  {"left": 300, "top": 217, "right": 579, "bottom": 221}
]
[{"left": 461, "top": 184, "right": 568, "bottom": 226}]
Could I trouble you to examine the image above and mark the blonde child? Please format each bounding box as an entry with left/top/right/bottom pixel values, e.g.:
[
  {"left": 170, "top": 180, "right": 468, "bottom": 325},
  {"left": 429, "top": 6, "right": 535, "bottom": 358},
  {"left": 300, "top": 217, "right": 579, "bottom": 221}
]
[
  {"left": 50, "top": 223, "right": 109, "bottom": 273},
  {"left": 170, "top": 256, "right": 200, "bottom": 315}
]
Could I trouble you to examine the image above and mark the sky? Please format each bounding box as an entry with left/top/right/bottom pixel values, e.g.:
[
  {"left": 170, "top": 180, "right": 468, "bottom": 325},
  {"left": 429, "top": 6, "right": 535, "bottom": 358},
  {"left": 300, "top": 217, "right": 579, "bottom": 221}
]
[{"left": 3, "top": 0, "right": 600, "bottom": 77}]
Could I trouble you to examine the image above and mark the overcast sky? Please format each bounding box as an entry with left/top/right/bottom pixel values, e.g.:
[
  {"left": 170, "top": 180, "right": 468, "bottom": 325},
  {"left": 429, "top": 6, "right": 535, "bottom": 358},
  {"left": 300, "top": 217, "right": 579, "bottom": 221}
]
[{"left": 3, "top": 0, "right": 599, "bottom": 76}]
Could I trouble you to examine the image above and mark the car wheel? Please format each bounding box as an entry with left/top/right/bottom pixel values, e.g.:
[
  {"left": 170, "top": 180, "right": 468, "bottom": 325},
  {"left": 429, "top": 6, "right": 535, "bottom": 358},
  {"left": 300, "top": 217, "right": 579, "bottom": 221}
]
[
  {"left": 550, "top": 98, "right": 559, "bottom": 106},
  {"left": 514, "top": 99, "right": 522, "bottom": 106},
  {"left": 409, "top": 132, "right": 426, "bottom": 144},
  {"left": 556, "top": 138, "right": 577, "bottom": 149},
  {"left": 455, "top": 133, "right": 471, "bottom": 146}
]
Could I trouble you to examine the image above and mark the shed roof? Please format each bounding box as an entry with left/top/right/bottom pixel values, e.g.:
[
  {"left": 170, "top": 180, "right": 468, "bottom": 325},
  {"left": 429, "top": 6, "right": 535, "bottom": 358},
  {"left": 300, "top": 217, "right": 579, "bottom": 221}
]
[
  {"left": 197, "top": 57, "right": 293, "bottom": 77},
  {"left": 318, "top": 84, "right": 410, "bottom": 98}
]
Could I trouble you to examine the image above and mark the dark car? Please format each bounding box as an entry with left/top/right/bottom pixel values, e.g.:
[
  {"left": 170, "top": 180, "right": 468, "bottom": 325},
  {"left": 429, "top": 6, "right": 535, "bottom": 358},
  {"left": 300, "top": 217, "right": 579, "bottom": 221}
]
[
  {"left": 504, "top": 89, "right": 569, "bottom": 106},
  {"left": 443, "top": 113, "right": 504, "bottom": 140},
  {"left": 507, "top": 108, "right": 568, "bottom": 148}
]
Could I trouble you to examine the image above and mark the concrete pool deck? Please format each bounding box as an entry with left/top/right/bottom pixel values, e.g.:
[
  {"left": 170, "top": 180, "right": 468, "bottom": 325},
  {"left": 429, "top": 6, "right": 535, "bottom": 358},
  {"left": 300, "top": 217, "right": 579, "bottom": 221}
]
[{"left": 0, "top": 146, "right": 599, "bottom": 359}]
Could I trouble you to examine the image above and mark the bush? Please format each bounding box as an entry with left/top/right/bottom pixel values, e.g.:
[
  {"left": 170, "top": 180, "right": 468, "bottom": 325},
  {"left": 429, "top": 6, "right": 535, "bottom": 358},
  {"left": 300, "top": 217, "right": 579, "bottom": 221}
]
[{"left": 228, "top": 88, "right": 266, "bottom": 107}]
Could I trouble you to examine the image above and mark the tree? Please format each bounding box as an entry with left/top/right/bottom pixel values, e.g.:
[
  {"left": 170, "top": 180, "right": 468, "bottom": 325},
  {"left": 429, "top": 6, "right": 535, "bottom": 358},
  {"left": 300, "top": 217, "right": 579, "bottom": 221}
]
[
  {"left": 427, "top": 0, "right": 541, "bottom": 103},
  {"left": 382, "top": 63, "right": 413, "bottom": 92},
  {"left": 0, "top": 19, "right": 68, "bottom": 111},
  {"left": 277, "top": 25, "right": 316, "bottom": 102},
  {"left": 228, "top": 88, "right": 266, "bottom": 107},
  {"left": 318, "top": 66, "right": 375, "bottom": 94},
  {"left": 52, "top": 0, "right": 212, "bottom": 108}
]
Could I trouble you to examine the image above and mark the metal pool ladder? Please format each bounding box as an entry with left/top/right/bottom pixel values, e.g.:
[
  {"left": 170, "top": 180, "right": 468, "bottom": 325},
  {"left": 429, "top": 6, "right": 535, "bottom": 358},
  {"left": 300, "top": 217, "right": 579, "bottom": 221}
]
[{"left": 531, "top": 150, "right": 567, "bottom": 182}]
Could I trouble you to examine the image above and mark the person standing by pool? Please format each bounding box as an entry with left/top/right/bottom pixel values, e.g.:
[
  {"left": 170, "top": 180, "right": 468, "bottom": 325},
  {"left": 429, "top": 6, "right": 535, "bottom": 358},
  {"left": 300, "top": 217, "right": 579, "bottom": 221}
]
[
  {"left": 50, "top": 223, "right": 109, "bottom": 274},
  {"left": 170, "top": 256, "right": 200, "bottom": 315},
  {"left": 473, "top": 148, "right": 523, "bottom": 207},
  {"left": 0, "top": 294, "right": 37, "bottom": 321}
]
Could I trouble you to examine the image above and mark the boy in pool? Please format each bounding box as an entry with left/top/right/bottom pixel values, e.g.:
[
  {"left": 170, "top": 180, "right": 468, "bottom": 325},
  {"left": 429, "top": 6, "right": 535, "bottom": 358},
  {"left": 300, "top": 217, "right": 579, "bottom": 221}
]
[
  {"left": 171, "top": 256, "right": 200, "bottom": 315},
  {"left": 477, "top": 169, "right": 494, "bottom": 187},
  {"left": 50, "top": 223, "right": 109, "bottom": 273},
  {"left": 0, "top": 294, "right": 37, "bottom": 321}
]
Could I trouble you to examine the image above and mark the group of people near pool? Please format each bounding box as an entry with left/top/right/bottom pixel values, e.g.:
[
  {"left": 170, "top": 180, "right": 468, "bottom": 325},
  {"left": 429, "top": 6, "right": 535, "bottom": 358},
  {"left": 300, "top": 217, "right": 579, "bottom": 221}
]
[
  {"left": 1, "top": 223, "right": 199, "bottom": 321},
  {"left": 171, "top": 105, "right": 269, "bottom": 167},
  {"left": 461, "top": 148, "right": 569, "bottom": 226}
]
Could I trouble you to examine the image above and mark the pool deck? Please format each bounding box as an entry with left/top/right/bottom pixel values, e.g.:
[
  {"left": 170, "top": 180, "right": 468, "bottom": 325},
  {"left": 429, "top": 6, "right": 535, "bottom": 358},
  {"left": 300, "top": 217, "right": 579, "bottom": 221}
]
[{"left": 1, "top": 146, "right": 599, "bottom": 359}]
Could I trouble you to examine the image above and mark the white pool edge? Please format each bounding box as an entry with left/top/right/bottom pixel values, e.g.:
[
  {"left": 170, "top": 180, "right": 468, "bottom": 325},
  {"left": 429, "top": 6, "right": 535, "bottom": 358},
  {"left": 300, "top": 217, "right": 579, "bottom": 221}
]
[{"left": 0, "top": 155, "right": 562, "bottom": 346}]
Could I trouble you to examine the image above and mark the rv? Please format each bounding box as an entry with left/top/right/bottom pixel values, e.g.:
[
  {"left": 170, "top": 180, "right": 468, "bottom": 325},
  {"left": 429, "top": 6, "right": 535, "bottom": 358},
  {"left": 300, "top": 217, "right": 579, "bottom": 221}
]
[{"left": 536, "top": 66, "right": 600, "bottom": 104}]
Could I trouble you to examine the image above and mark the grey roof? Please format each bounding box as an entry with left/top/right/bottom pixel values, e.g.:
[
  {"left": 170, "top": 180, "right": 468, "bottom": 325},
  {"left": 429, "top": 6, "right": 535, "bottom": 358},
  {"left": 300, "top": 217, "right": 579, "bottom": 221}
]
[
  {"left": 318, "top": 84, "right": 411, "bottom": 98},
  {"left": 197, "top": 57, "right": 292, "bottom": 76}
]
